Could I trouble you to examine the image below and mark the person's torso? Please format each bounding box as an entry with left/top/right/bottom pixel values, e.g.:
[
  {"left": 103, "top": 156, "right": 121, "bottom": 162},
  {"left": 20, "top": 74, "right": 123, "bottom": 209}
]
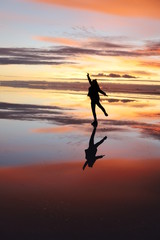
[{"left": 88, "top": 86, "right": 99, "bottom": 101}]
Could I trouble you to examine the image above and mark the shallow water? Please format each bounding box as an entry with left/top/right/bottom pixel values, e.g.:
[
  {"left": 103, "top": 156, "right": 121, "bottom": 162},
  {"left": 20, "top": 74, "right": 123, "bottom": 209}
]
[
  {"left": 0, "top": 84, "right": 160, "bottom": 239},
  {"left": 0, "top": 85, "right": 160, "bottom": 167}
]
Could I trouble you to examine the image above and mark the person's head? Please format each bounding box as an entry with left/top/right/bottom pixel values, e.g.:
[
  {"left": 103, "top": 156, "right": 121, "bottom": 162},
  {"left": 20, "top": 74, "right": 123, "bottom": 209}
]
[{"left": 92, "top": 79, "right": 98, "bottom": 86}]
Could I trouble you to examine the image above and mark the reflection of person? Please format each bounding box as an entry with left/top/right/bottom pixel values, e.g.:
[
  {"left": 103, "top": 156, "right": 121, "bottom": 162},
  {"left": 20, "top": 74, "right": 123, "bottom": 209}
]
[
  {"left": 87, "top": 73, "right": 108, "bottom": 126},
  {"left": 83, "top": 126, "right": 107, "bottom": 170}
]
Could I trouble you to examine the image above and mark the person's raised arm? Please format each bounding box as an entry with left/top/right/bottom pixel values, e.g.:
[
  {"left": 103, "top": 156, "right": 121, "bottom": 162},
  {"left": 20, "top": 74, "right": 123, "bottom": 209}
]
[{"left": 87, "top": 73, "right": 92, "bottom": 85}]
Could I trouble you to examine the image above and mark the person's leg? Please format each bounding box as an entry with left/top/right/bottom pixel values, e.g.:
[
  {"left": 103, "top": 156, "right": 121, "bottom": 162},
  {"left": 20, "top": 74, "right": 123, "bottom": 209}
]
[
  {"left": 89, "top": 126, "right": 97, "bottom": 147},
  {"left": 95, "top": 136, "right": 107, "bottom": 148},
  {"left": 91, "top": 101, "right": 97, "bottom": 122},
  {"left": 96, "top": 101, "right": 108, "bottom": 116}
]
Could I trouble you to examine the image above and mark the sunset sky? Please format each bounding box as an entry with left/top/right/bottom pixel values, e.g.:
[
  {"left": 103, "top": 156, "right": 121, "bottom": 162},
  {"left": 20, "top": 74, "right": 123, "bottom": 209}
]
[{"left": 0, "top": 0, "right": 160, "bottom": 82}]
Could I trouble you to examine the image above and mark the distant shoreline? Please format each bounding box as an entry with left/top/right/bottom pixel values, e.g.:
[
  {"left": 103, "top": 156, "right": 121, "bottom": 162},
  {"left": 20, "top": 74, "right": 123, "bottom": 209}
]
[{"left": 0, "top": 80, "right": 160, "bottom": 95}]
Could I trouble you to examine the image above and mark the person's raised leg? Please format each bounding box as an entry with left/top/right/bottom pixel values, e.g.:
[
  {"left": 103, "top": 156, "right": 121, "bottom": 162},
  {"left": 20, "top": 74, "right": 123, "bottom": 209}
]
[
  {"left": 96, "top": 101, "right": 108, "bottom": 116},
  {"left": 95, "top": 136, "right": 107, "bottom": 148}
]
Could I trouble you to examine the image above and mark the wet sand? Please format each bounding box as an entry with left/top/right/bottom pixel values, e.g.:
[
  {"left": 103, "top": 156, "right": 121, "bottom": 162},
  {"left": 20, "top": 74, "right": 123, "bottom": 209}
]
[{"left": 1, "top": 160, "right": 160, "bottom": 239}]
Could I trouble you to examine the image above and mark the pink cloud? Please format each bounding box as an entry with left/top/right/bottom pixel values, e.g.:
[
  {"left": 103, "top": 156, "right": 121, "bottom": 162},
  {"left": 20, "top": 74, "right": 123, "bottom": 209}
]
[
  {"left": 140, "top": 61, "right": 160, "bottom": 68},
  {"left": 33, "top": 36, "right": 80, "bottom": 46}
]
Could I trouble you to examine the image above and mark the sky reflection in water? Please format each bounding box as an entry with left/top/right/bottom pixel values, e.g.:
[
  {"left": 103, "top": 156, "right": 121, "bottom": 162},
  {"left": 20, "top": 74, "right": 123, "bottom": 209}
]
[{"left": 0, "top": 85, "right": 160, "bottom": 167}]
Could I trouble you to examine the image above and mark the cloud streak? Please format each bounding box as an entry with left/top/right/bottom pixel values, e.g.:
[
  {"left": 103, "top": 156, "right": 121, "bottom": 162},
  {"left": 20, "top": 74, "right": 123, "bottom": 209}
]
[
  {"left": 104, "top": 120, "right": 160, "bottom": 140},
  {"left": 0, "top": 80, "right": 160, "bottom": 96},
  {"left": 0, "top": 47, "right": 74, "bottom": 65},
  {"left": 92, "top": 73, "right": 137, "bottom": 79},
  {"left": 32, "top": 126, "right": 73, "bottom": 133},
  {"left": 29, "top": 0, "right": 160, "bottom": 19},
  {"left": 140, "top": 61, "right": 160, "bottom": 68},
  {"left": 0, "top": 102, "right": 89, "bottom": 125},
  {"left": 104, "top": 99, "right": 135, "bottom": 103},
  {"left": 0, "top": 38, "right": 160, "bottom": 65},
  {"left": 33, "top": 36, "right": 79, "bottom": 46}
]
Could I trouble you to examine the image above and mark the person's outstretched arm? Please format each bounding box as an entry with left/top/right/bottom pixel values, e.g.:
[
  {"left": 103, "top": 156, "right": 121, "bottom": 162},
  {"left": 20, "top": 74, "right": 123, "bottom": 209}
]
[
  {"left": 82, "top": 161, "right": 88, "bottom": 170},
  {"left": 87, "top": 73, "right": 92, "bottom": 85},
  {"left": 95, "top": 155, "right": 105, "bottom": 160},
  {"left": 98, "top": 88, "right": 108, "bottom": 96}
]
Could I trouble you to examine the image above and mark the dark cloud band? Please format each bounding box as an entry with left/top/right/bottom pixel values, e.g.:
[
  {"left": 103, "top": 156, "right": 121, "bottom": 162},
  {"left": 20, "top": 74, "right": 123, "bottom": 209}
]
[{"left": 0, "top": 39, "right": 160, "bottom": 65}]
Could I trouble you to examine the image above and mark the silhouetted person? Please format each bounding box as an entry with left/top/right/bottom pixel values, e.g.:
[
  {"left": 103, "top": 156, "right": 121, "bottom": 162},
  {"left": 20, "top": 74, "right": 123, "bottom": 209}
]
[
  {"left": 87, "top": 73, "right": 108, "bottom": 126},
  {"left": 83, "top": 126, "right": 107, "bottom": 170}
]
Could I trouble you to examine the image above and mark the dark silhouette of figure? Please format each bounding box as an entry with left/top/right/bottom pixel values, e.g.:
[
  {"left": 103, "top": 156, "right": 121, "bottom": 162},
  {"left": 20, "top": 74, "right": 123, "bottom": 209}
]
[
  {"left": 87, "top": 73, "right": 108, "bottom": 126},
  {"left": 83, "top": 126, "right": 107, "bottom": 170}
]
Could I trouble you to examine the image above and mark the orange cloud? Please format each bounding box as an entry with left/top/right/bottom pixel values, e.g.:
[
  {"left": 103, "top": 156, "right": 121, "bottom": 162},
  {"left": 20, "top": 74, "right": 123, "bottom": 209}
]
[
  {"left": 33, "top": 36, "right": 79, "bottom": 46},
  {"left": 30, "top": 0, "right": 160, "bottom": 19},
  {"left": 140, "top": 61, "right": 160, "bottom": 68}
]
